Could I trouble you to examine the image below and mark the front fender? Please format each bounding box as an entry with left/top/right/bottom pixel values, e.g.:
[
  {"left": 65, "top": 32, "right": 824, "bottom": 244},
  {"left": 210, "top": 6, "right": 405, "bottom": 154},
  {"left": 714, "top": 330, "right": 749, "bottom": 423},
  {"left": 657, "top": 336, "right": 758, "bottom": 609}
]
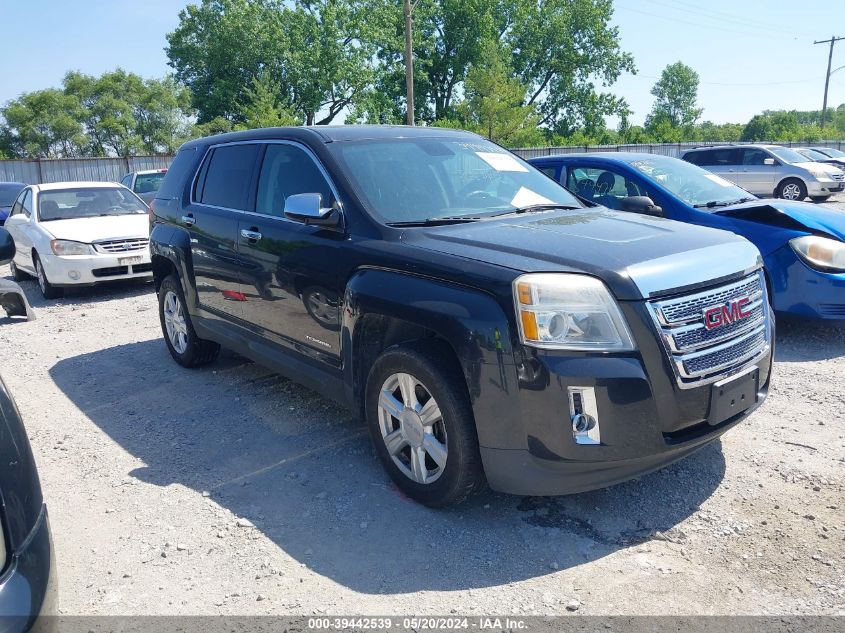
[
  {"left": 343, "top": 268, "right": 525, "bottom": 450},
  {"left": 149, "top": 223, "right": 199, "bottom": 310}
]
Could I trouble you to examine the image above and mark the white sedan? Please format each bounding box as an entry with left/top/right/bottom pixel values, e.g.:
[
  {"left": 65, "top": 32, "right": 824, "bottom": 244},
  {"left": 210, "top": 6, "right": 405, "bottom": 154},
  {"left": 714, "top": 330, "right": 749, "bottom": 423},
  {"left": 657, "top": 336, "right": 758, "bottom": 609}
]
[{"left": 4, "top": 182, "right": 153, "bottom": 299}]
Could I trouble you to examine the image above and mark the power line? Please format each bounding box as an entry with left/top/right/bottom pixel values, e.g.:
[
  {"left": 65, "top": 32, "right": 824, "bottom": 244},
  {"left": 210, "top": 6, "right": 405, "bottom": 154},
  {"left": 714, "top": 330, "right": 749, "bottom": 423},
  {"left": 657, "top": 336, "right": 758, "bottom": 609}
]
[
  {"left": 632, "top": 73, "right": 824, "bottom": 88},
  {"left": 814, "top": 35, "right": 845, "bottom": 128},
  {"left": 646, "top": 0, "right": 817, "bottom": 39},
  {"left": 615, "top": 5, "right": 803, "bottom": 40}
]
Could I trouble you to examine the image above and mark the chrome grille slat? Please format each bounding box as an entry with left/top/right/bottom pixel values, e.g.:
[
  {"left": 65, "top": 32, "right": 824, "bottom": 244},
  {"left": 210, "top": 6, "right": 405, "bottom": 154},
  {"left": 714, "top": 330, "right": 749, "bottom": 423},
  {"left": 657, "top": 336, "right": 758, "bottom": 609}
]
[
  {"left": 94, "top": 238, "right": 149, "bottom": 254},
  {"left": 649, "top": 271, "right": 771, "bottom": 388}
]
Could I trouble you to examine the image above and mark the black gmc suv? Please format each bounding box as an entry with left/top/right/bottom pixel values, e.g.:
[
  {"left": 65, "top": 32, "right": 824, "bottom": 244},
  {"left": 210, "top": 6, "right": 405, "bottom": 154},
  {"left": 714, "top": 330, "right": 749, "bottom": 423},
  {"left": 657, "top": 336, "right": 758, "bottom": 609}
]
[{"left": 149, "top": 126, "right": 773, "bottom": 507}]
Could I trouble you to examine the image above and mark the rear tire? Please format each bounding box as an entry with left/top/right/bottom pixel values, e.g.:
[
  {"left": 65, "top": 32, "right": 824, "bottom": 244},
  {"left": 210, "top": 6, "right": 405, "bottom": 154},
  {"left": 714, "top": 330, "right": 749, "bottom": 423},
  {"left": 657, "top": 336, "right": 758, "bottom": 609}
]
[
  {"left": 776, "top": 178, "right": 807, "bottom": 201},
  {"left": 9, "top": 260, "right": 30, "bottom": 282},
  {"left": 365, "top": 342, "right": 486, "bottom": 507},
  {"left": 810, "top": 195, "right": 831, "bottom": 203},
  {"left": 34, "top": 253, "right": 62, "bottom": 299},
  {"left": 158, "top": 274, "right": 220, "bottom": 368}
]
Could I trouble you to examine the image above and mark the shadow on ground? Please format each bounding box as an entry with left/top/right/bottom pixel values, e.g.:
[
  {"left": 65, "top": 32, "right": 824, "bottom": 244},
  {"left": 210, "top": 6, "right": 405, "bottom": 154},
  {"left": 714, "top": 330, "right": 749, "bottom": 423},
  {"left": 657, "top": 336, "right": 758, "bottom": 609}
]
[
  {"left": 1, "top": 269, "right": 153, "bottom": 312},
  {"left": 49, "top": 339, "right": 726, "bottom": 594},
  {"left": 774, "top": 315, "right": 845, "bottom": 362}
]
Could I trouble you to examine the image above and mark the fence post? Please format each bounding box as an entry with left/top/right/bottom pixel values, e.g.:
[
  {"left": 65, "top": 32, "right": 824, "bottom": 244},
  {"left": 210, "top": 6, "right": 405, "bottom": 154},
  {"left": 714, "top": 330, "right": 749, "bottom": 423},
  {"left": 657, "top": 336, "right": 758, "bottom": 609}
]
[{"left": 36, "top": 158, "right": 44, "bottom": 184}]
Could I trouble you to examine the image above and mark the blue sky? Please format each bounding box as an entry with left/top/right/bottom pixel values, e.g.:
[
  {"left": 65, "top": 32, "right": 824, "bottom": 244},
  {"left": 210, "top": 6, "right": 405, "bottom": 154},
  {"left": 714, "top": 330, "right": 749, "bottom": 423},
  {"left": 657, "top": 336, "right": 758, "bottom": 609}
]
[{"left": 1, "top": 0, "right": 844, "bottom": 126}]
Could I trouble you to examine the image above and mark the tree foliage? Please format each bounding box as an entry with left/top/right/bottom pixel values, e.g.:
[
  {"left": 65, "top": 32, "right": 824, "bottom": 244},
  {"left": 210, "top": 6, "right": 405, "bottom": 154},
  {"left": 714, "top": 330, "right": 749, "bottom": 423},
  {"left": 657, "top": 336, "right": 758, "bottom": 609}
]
[{"left": 647, "top": 61, "right": 703, "bottom": 129}]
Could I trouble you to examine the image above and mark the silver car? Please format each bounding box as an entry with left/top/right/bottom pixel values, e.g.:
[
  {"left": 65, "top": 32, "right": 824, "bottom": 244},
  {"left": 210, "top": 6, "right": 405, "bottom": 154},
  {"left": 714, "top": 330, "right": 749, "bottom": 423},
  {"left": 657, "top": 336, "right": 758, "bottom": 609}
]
[{"left": 681, "top": 144, "right": 845, "bottom": 201}]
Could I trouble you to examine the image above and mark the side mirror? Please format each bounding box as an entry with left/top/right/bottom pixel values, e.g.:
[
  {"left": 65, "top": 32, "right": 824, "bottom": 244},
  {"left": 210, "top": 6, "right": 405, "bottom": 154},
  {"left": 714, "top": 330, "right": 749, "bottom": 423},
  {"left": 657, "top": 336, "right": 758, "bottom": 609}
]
[
  {"left": 283, "top": 193, "right": 339, "bottom": 227},
  {"left": 763, "top": 158, "right": 776, "bottom": 166},
  {"left": 620, "top": 196, "right": 663, "bottom": 217},
  {"left": 0, "top": 228, "right": 15, "bottom": 266}
]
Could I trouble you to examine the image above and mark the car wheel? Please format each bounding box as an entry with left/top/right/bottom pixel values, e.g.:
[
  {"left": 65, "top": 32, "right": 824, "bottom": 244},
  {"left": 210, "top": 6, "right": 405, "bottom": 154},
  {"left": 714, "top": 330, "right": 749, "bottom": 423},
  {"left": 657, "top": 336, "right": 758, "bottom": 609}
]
[
  {"left": 158, "top": 274, "right": 220, "bottom": 367},
  {"left": 9, "top": 259, "right": 30, "bottom": 282},
  {"left": 365, "top": 342, "right": 486, "bottom": 507},
  {"left": 810, "top": 195, "right": 831, "bottom": 203},
  {"left": 301, "top": 286, "right": 340, "bottom": 331},
  {"left": 34, "top": 254, "right": 62, "bottom": 299},
  {"left": 777, "top": 178, "right": 807, "bottom": 201}
]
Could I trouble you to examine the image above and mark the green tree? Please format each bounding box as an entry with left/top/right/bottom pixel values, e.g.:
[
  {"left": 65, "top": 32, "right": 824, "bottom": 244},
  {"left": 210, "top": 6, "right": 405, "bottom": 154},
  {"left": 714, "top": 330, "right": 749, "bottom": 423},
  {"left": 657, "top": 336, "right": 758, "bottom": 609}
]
[
  {"left": 167, "top": 0, "right": 376, "bottom": 125},
  {"left": 1, "top": 89, "right": 87, "bottom": 158},
  {"left": 238, "top": 75, "right": 301, "bottom": 128},
  {"left": 647, "top": 61, "right": 703, "bottom": 128},
  {"left": 455, "top": 42, "right": 541, "bottom": 146}
]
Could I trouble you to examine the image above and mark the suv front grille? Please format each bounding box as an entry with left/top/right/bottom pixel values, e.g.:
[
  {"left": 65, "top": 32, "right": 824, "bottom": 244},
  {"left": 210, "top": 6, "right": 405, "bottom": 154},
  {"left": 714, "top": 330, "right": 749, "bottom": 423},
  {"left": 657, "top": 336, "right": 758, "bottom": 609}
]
[
  {"left": 648, "top": 271, "right": 771, "bottom": 388},
  {"left": 94, "top": 238, "right": 149, "bottom": 253},
  {"left": 832, "top": 173, "right": 845, "bottom": 182}
]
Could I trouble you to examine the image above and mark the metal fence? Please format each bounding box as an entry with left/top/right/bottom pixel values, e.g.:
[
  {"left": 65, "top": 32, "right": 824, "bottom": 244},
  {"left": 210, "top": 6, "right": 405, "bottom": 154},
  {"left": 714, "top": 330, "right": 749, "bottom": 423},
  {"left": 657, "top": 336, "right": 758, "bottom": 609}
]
[
  {"left": 509, "top": 140, "right": 845, "bottom": 160},
  {"left": 0, "top": 156, "right": 173, "bottom": 185},
  {"left": 3, "top": 140, "right": 845, "bottom": 183}
]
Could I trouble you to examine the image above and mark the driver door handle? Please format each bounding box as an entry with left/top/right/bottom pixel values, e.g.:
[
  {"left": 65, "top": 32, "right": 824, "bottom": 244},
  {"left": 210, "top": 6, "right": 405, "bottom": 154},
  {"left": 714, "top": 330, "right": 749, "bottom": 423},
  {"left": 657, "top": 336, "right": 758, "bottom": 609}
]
[
  {"left": 240, "top": 229, "right": 262, "bottom": 241},
  {"left": 181, "top": 215, "right": 196, "bottom": 226}
]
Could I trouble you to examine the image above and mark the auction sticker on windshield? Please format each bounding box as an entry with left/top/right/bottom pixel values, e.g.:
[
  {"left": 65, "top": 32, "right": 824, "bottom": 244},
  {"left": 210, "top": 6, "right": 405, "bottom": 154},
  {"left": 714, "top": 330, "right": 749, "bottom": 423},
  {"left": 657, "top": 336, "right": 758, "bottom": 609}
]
[{"left": 476, "top": 152, "right": 529, "bottom": 172}]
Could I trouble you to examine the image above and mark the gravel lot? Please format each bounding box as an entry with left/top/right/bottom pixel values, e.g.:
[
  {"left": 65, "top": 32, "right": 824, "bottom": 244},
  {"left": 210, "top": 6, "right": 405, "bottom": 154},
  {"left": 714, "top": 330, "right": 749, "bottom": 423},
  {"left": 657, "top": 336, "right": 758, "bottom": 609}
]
[{"left": 0, "top": 198, "right": 843, "bottom": 617}]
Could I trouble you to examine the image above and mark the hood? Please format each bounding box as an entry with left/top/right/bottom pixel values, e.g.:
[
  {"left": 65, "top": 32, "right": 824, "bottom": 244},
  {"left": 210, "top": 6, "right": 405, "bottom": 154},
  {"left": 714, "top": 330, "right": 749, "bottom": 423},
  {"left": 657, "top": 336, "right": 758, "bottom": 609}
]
[
  {"left": 0, "top": 206, "right": 10, "bottom": 220},
  {"left": 40, "top": 213, "right": 149, "bottom": 242},
  {"left": 796, "top": 160, "right": 843, "bottom": 176},
  {"left": 403, "top": 208, "right": 761, "bottom": 300},
  {"left": 718, "top": 199, "right": 845, "bottom": 241}
]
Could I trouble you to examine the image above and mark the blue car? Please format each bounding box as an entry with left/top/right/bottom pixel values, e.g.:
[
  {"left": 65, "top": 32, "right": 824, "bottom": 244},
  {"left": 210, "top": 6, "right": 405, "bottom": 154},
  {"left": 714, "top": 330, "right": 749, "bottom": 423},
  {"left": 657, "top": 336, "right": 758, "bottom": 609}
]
[
  {"left": 0, "top": 182, "right": 26, "bottom": 226},
  {"left": 529, "top": 153, "right": 845, "bottom": 321}
]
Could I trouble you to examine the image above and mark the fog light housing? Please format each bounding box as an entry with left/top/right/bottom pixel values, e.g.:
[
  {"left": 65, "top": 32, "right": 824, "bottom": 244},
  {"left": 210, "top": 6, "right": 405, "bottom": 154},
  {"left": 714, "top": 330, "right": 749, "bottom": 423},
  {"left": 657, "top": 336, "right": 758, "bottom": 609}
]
[
  {"left": 568, "top": 386, "right": 601, "bottom": 445},
  {"left": 68, "top": 270, "right": 81, "bottom": 280}
]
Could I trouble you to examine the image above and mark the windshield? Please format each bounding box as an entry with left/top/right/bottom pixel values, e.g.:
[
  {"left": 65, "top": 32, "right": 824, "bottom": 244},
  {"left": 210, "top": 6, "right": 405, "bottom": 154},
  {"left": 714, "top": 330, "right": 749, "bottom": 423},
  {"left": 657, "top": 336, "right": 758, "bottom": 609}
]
[
  {"left": 816, "top": 147, "right": 845, "bottom": 158},
  {"left": 134, "top": 172, "right": 165, "bottom": 194},
  {"left": 630, "top": 157, "right": 754, "bottom": 208},
  {"left": 38, "top": 187, "right": 148, "bottom": 221},
  {"left": 328, "top": 138, "right": 581, "bottom": 223},
  {"left": 798, "top": 148, "right": 830, "bottom": 161},
  {"left": 0, "top": 184, "right": 24, "bottom": 207},
  {"left": 768, "top": 146, "right": 811, "bottom": 164}
]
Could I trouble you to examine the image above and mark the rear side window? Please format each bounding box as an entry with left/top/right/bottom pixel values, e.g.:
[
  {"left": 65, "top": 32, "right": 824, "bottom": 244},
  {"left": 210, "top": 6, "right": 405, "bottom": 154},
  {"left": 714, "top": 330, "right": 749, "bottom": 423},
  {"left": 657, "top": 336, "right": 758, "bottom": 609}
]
[
  {"left": 197, "top": 144, "right": 261, "bottom": 210},
  {"left": 255, "top": 144, "right": 334, "bottom": 217},
  {"left": 694, "top": 149, "right": 739, "bottom": 166},
  {"left": 157, "top": 147, "right": 199, "bottom": 200}
]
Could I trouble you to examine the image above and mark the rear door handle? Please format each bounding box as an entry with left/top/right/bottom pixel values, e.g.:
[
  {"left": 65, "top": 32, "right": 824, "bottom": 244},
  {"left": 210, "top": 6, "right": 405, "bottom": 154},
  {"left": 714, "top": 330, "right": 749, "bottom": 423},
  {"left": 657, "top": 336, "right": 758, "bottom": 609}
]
[
  {"left": 181, "top": 215, "right": 195, "bottom": 226},
  {"left": 240, "top": 229, "right": 262, "bottom": 241}
]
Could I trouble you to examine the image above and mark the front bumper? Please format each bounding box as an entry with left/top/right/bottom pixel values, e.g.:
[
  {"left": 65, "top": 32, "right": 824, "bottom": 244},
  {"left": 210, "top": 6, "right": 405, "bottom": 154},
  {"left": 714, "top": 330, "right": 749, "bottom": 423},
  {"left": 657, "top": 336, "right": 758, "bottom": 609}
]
[
  {"left": 41, "top": 250, "right": 152, "bottom": 287},
  {"left": 807, "top": 178, "right": 844, "bottom": 196},
  {"left": 766, "top": 243, "right": 845, "bottom": 320},
  {"left": 0, "top": 506, "right": 56, "bottom": 631},
  {"left": 475, "top": 301, "right": 773, "bottom": 497}
]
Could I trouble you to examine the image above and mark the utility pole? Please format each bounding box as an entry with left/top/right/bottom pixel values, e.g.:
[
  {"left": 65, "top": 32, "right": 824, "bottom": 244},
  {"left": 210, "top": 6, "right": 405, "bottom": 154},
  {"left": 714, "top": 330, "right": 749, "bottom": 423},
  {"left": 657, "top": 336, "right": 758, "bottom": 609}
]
[
  {"left": 814, "top": 35, "right": 844, "bottom": 129},
  {"left": 404, "top": 0, "right": 415, "bottom": 126}
]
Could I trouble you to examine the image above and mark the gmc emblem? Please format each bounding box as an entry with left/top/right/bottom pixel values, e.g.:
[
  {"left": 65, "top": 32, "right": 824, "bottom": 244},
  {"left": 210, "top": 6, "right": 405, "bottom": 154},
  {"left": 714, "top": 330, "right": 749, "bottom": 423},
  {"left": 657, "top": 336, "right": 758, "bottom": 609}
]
[{"left": 703, "top": 297, "right": 752, "bottom": 330}]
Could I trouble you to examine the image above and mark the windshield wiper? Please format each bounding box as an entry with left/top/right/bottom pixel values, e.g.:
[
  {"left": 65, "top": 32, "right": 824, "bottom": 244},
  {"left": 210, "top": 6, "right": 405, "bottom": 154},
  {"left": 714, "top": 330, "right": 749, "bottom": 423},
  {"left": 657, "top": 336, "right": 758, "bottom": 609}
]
[
  {"left": 513, "top": 203, "right": 581, "bottom": 213},
  {"left": 693, "top": 197, "right": 756, "bottom": 209},
  {"left": 386, "top": 216, "right": 482, "bottom": 227}
]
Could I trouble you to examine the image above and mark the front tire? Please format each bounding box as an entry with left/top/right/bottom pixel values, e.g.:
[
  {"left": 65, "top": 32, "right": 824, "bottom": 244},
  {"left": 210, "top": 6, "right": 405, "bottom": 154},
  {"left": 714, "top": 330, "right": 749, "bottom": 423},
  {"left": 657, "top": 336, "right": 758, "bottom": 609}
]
[
  {"left": 158, "top": 274, "right": 220, "bottom": 368},
  {"left": 365, "top": 342, "right": 486, "bottom": 507},
  {"left": 34, "top": 253, "right": 62, "bottom": 299},
  {"left": 777, "top": 178, "right": 807, "bottom": 201},
  {"left": 810, "top": 195, "right": 831, "bottom": 203}
]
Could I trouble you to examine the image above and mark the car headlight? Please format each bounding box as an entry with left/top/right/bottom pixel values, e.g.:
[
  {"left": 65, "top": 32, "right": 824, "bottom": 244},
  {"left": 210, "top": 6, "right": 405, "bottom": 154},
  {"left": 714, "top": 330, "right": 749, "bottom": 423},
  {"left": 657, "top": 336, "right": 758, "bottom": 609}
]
[
  {"left": 513, "top": 274, "right": 635, "bottom": 350},
  {"left": 790, "top": 235, "right": 845, "bottom": 272},
  {"left": 50, "top": 239, "right": 93, "bottom": 256},
  {"left": 808, "top": 166, "right": 835, "bottom": 179}
]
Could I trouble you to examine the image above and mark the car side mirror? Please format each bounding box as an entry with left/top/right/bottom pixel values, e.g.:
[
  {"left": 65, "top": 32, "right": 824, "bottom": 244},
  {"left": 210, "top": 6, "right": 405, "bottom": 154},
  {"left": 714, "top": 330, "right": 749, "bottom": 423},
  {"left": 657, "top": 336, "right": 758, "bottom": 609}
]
[
  {"left": 620, "top": 196, "right": 663, "bottom": 217},
  {"left": 283, "top": 193, "right": 339, "bottom": 227},
  {"left": 763, "top": 158, "right": 776, "bottom": 166},
  {"left": 0, "top": 228, "right": 15, "bottom": 266}
]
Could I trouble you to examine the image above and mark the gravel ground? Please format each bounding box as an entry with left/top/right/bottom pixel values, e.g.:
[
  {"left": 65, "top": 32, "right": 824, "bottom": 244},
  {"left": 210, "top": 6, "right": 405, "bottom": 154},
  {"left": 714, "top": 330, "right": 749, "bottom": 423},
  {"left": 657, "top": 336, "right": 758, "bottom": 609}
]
[{"left": 0, "top": 197, "right": 843, "bottom": 617}]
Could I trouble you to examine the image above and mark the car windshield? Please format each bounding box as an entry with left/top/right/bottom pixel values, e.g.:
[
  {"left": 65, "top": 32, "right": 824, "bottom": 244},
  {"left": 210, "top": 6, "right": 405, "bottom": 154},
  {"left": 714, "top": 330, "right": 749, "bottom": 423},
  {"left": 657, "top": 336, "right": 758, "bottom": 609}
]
[
  {"left": 816, "top": 147, "right": 845, "bottom": 158},
  {"left": 38, "top": 187, "right": 148, "bottom": 221},
  {"left": 798, "top": 148, "right": 829, "bottom": 161},
  {"left": 0, "top": 184, "right": 24, "bottom": 207},
  {"left": 134, "top": 172, "right": 165, "bottom": 194},
  {"left": 768, "top": 146, "right": 811, "bottom": 164},
  {"left": 328, "top": 137, "right": 581, "bottom": 224},
  {"left": 629, "top": 157, "right": 754, "bottom": 209}
]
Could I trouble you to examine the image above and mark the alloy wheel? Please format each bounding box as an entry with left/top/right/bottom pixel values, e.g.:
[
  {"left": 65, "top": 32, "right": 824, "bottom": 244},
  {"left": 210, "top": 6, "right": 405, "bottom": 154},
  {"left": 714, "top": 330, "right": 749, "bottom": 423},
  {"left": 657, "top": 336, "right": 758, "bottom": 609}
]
[
  {"left": 377, "top": 372, "right": 448, "bottom": 484},
  {"left": 782, "top": 183, "right": 802, "bottom": 200},
  {"left": 163, "top": 290, "right": 189, "bottom": 354}
]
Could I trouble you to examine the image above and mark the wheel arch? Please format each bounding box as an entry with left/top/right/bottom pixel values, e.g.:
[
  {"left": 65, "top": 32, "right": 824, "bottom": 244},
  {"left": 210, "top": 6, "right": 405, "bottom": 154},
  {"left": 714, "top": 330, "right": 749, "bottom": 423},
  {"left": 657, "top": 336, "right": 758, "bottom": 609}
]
[
  {"left": 774, "top": 176, "right": 807, "bottom": 199},
  {"left": 342, "top": 268, "right": 522, "bottom": 449}
]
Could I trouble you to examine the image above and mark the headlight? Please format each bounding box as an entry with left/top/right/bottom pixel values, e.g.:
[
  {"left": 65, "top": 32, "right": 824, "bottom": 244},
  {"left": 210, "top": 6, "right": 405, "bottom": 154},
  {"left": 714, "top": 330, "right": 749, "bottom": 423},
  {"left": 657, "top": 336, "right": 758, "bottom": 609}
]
[
  {"left": 808, "top": 166, "right": 835, "bottom": 179},
  {"left": 789, "top": 235, "right": 845, "bottom": 272},
  {"left": 50, "top": 240, "right": 92, "bottom": 256},
  {"left": 513, "top": 274, "right": 635, "bottom": 350}
]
